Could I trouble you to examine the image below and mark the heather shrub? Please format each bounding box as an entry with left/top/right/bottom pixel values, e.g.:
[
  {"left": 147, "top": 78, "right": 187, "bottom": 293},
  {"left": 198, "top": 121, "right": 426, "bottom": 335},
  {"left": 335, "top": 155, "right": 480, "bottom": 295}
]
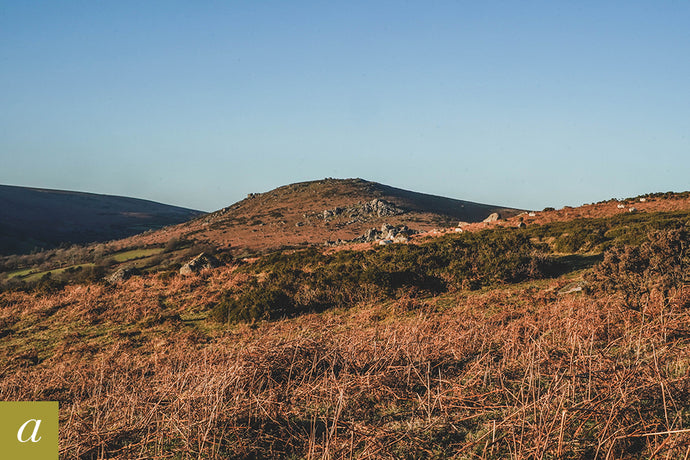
[
  {"left": 210, "top": 283, "right": 295, "bottom": 323},
  {"left": 442, "top": 229, "right": 554, "bottom": 285},
  {"left": 587, "top": 227, "right": 690, "bottom": 309},
  {"left": 33, "top": 273, "right": 66, "bottom": 295}
]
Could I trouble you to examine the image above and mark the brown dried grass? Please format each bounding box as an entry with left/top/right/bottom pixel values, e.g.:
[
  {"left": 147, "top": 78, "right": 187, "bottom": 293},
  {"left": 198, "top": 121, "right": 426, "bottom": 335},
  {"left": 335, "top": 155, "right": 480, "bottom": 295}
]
[{"left": 1, "top": 274, "right": 690, "bottom": 459}]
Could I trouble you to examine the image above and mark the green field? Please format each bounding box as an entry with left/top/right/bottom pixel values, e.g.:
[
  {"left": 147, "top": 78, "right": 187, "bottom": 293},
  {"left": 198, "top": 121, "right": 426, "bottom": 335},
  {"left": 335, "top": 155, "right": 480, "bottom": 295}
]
[
  {"left": 6, "top": 267, "right": 37, "bottom": 278},
  {"left": 3, "top": 248, "right": 163, "bottom": 282},
  {"left": 111, "top": 248, "right": 164, "bottom": 262},
  {"left": 9, "top": 264, "right": 97, "bottom": 282}
]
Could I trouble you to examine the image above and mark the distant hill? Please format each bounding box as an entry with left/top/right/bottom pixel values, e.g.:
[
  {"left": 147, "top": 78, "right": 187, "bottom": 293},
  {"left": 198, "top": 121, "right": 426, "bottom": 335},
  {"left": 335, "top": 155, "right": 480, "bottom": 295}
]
[
  {"left": 0, "top": 185, "right": 204, "bottom": 255},
  {"left": 122, "top": 178, "right": 523, "bottom": 254}
]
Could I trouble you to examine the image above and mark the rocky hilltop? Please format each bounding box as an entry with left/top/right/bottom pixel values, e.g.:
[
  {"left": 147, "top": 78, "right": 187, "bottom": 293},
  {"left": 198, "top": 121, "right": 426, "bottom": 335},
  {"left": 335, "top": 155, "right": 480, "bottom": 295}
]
[{"left": 123, "top": 178, "right": 523, "bottom": 255}]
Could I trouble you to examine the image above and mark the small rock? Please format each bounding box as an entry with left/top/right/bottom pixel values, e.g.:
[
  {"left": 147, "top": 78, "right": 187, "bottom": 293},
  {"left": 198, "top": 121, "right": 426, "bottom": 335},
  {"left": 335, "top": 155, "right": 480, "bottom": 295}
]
[{"left": 558, "top": 282, "right": 585, "bottom": 295}]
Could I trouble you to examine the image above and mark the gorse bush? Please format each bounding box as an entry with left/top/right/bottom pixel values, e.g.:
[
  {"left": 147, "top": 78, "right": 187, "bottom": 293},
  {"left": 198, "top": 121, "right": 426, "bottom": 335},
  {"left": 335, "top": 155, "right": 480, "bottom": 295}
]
[
  {"left": 554, "top": 227, "right": 607, "bottom": 253},
  {"left": 210, "top": 283, "right": 294, "bottom": 323},
  {"left": 587, "top": 227, "right": 690, "bottom": 309},
  {"left": 442, "top": 230, "right": 553, "bottom": 284},
  {"left": 212, "top": 229, "right": 555, "bottom": 323}
]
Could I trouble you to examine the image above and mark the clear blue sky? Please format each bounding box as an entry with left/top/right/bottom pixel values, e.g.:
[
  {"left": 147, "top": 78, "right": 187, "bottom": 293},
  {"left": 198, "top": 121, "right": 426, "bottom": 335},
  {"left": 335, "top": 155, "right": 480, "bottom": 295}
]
[{"left": 1, "top": 1, "right": 688, "bottom": 212}]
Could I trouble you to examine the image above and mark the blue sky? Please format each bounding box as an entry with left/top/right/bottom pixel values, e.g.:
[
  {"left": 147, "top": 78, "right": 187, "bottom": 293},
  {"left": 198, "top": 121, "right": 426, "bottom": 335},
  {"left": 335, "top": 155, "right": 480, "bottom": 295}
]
[{"left": 1, "top": 1, "right": 688, "bottom": 212}]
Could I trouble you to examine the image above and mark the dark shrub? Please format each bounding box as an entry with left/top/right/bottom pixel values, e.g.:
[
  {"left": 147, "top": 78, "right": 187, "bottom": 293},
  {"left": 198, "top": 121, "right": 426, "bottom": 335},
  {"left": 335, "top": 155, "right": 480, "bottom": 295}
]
[
  {"left": 587, "top": 227, "right": 690, "bottom": 309},
  {"left": 33, "top": 273, "right": 65, "bottom": 295},
  {"left": 211, "top": 285, "right": 295, "bottom": 324}
]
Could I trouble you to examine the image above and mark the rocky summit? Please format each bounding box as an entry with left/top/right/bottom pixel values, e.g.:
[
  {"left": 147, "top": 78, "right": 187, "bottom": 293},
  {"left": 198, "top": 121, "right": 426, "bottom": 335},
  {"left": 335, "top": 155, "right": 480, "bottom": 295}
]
[{"left": 121, "top": 178, "right": 523, "bottom": 256}]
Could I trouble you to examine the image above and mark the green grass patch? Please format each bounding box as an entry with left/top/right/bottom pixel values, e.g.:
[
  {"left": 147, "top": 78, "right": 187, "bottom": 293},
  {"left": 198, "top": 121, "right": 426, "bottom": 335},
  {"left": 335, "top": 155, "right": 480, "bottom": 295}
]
[
  {"left": 16, "top": 264, "right": 96, "bottom": 282},
  {"left": 112, "top": 248, "right": 164, "bottom": 262},
  {"left": 6, "top": 267, "right": 37, "bottom": 278}
]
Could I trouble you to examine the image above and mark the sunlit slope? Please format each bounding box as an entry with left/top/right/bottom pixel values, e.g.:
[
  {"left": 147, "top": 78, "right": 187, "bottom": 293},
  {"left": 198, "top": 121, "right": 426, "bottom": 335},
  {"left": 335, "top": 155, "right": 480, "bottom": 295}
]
[{"left": 122, "top": 178, "right": 523, "bottom": 253}]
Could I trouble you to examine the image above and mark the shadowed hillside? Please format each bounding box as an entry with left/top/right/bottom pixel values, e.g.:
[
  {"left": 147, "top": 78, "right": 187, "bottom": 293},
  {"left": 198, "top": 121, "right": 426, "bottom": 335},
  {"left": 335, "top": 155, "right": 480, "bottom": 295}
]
[
  {"left": 0, "top": 185, "right": 203, "bottom": 255},
  {"left": 123, "top": 178, "right": 523, "bottom": 254}
]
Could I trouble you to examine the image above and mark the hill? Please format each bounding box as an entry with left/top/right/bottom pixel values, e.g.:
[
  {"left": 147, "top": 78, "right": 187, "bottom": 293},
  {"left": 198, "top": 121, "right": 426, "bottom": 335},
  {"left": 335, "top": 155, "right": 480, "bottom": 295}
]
[
  {"left": 0, "top": 185, "right": 203, "bottom": 255},
  {"left": 121, "top": 178, "right": 523, "bottom": 255}
]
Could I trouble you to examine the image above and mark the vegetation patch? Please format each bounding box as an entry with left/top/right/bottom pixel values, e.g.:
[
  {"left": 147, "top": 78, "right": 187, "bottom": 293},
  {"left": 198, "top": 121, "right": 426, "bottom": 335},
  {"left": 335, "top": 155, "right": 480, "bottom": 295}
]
[
  {"left": 526, "top": 210, "right": 690, "bottom": 252},
  {"left": 212, "top": 229, "right": 556, "bottom": 323},
  {"left": 587, "top": 226, "right": 690, "bottom": 310},
  {"left": 111, "top": 248, "right": 164, "bottom": 262}
]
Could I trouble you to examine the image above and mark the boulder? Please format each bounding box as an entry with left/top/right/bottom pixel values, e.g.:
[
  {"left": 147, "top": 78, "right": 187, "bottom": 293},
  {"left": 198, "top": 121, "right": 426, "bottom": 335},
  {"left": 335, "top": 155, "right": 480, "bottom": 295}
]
[
  {"left": 108, "top": 267, "right": 140, "bottom": 283},
  {"left": 483, "top": 212, "right": 500, "bottom": 223},
  {"left": 381, "top": 223, "right": 397, "bottom": 239},
  {"left": 393, "top": 234, "right": 409, "bottom": 243},
  {"left": 180, "top": 252, "right": 221, "bottom": 276},
  {"left": 363, "top": 228, "right": 380, "bottom": 242}
]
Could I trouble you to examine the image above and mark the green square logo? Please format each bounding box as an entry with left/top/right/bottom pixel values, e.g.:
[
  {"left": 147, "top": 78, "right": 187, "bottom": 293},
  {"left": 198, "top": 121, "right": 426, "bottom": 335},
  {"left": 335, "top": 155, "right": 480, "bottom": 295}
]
[{"left": 0, "top": 401, "right": 58, "bottom": 460}]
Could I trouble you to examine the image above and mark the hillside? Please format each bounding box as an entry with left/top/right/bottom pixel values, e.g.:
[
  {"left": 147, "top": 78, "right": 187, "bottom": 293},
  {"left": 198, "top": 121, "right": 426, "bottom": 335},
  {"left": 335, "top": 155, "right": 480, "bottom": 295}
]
[
  {"left": 2, "top": 187, "right": 690, "bottom": 458},
  {"left": 0, "top": 185, "right": 203, "bottom": 255},
  {"left": 120, "top": 178, "right": 523, "bottom": 255}
]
